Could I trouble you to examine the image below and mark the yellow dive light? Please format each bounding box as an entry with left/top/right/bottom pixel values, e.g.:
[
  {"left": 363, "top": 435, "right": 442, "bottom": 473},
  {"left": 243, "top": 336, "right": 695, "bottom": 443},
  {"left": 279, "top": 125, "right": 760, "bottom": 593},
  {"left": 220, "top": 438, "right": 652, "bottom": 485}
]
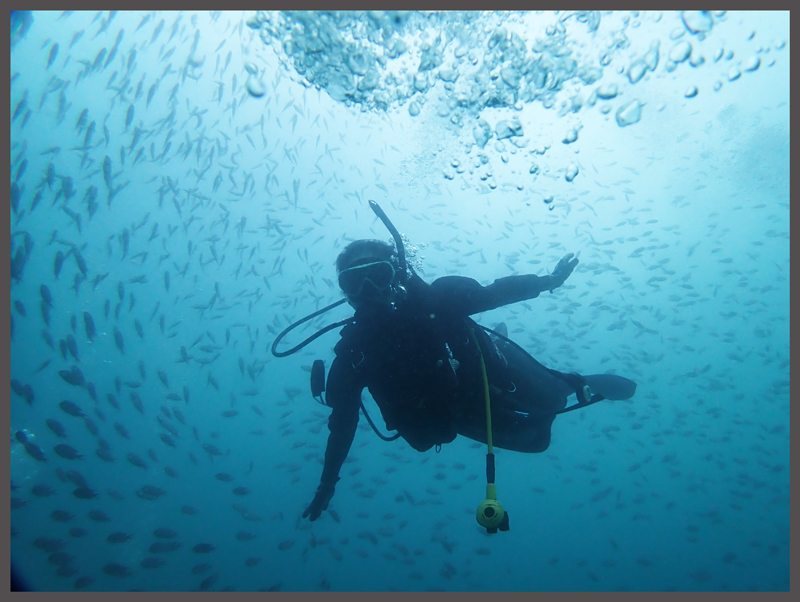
[{"left": 470, "top": 329, "right": 510, "bottom": 534}]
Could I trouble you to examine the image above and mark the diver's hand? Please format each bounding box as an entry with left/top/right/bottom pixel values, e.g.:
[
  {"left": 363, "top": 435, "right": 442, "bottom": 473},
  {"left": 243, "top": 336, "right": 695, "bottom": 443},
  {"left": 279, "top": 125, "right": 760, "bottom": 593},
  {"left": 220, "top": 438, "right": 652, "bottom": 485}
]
[
  {"left": 549, "top": 253, "right": 579, "bottom": 291},
  {"left": 302, "top": 484, "right": 335, "bottom": 521}
]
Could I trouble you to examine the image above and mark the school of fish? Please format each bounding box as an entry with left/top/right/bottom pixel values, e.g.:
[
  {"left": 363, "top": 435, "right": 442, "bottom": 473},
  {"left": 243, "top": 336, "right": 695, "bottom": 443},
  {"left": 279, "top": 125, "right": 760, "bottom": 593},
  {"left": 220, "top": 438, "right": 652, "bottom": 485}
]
[{"left": 9, "top": 10, "right": 789, "bottom": 593}]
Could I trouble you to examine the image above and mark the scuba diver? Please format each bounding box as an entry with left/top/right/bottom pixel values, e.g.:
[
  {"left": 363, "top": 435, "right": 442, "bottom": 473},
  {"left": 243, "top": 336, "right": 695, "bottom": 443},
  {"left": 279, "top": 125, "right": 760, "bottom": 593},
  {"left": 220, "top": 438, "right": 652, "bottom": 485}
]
[{"left": 272, "top": 201, "right": 637, "bottom": 525}]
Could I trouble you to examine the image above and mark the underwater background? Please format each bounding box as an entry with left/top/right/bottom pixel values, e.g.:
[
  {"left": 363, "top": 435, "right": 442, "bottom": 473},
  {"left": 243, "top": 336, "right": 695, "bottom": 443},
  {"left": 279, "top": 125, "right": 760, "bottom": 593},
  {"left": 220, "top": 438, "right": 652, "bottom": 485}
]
[{"left": 9, "top": 11, "right": 789, "bottom": 592}]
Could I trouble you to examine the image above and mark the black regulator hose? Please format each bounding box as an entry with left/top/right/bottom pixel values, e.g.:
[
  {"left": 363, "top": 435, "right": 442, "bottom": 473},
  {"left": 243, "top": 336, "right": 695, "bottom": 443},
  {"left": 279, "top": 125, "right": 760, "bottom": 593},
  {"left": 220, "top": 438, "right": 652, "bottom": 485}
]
[{"left": 270, "top": 298, "right": 351, "bottom": 357}]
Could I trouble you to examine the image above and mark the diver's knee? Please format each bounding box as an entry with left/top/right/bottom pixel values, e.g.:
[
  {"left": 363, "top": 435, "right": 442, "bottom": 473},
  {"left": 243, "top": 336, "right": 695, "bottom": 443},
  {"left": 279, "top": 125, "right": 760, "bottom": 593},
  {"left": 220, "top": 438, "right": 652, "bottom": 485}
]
[{"left": 525, "top": 430, "right": 551, "bottom": 453}]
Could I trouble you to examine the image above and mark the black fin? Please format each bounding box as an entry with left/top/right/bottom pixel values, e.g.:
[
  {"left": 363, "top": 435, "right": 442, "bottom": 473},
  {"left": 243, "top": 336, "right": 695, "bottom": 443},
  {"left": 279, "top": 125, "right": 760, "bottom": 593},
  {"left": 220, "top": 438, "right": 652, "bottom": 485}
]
[{"left": 583, "top": 374, "right": 637, "bottom": 401}]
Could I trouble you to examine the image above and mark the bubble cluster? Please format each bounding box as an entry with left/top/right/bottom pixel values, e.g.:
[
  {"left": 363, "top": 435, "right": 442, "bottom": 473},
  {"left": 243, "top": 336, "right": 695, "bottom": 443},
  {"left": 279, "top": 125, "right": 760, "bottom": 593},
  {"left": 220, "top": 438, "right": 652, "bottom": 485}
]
[
  {"left": 245, "top": 10, "right": 783, "bottom": 190},
  {"left": 247, "top": 10, "right": 604, "bottom": 121}
]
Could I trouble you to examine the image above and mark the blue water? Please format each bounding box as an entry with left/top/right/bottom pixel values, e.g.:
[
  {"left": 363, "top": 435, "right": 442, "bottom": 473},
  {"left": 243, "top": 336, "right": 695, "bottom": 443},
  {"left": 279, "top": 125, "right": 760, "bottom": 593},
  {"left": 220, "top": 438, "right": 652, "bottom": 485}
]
[{"left": 10, "top": 11, "right": 789, "bottom": 592}]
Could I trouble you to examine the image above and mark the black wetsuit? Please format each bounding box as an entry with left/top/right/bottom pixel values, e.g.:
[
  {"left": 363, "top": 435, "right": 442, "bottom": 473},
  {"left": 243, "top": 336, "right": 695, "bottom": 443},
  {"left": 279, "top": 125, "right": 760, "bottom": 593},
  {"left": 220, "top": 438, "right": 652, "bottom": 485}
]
[{"left": 316, "top": 268, "right": 575, "bottom": 492}]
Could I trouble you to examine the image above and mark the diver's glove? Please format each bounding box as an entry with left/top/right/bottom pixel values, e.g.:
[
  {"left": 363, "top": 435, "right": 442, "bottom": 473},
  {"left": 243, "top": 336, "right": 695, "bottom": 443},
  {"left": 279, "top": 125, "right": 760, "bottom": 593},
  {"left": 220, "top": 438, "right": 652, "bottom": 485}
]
[
  {"left": 548, "top": 253, "right": 579, "bottom": 291},
  {"left": 302, "top": 480, "right": 338, "bottom": 521}
]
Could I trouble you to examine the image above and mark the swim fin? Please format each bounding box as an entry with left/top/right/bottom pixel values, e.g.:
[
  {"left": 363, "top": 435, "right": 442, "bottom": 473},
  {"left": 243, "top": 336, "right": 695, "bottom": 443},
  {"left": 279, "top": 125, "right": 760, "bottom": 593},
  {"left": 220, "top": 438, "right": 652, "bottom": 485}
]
[
  {"left": 583, "top": 374, "right": 637, "bottom": 401},
  {"left": 489, "top": 322, "right": 509, "bottom": 348}
]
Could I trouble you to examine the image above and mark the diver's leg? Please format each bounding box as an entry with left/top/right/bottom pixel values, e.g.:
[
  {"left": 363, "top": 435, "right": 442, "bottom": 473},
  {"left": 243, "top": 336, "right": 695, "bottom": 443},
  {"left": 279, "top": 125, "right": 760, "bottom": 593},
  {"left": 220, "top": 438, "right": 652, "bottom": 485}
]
[
  {"left": 485, "top": 405, "right": 556, "bottom": 453},
  {"left": 479, "top": 345, "right": 568, "bottom": 453},
  {"left": 500, "top": 344, "right": 572, "bottom": 414}
]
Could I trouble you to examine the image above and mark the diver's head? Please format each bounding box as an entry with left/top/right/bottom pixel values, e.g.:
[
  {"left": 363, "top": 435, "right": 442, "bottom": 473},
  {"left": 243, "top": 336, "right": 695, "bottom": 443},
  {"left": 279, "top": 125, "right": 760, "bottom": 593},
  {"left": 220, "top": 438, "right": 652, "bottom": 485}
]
[{"left": 336, "top": 239, "right": 404, "bottom": 310}]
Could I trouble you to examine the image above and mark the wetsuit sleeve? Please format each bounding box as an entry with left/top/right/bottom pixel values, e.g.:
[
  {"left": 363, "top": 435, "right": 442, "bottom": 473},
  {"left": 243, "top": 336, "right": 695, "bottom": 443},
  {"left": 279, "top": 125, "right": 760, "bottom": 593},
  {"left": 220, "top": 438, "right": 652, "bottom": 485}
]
[
  {"left": 429, "top": 274, "right": 556, "bottom": 315},
  {"left": 318, "top": 354, "right": 362, "bottom": 489}
]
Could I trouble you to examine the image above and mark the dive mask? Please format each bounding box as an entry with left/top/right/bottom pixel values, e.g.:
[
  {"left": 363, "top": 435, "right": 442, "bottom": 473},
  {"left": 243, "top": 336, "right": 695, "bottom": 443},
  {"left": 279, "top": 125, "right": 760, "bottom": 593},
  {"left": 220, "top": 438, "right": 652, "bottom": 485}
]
[{"left": 338, "top": 261, "right": 396, "bottom": 298}]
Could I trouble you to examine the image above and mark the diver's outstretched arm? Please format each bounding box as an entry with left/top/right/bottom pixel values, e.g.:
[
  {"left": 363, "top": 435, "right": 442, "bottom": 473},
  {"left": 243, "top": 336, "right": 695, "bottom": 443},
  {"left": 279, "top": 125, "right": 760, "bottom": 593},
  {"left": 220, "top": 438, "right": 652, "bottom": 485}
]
[
  {"left": 302, "top": 357, "right": 361, "bottom": 521},
  {"left": 428, "top": 252, "right": 579, "bottom": 315}
]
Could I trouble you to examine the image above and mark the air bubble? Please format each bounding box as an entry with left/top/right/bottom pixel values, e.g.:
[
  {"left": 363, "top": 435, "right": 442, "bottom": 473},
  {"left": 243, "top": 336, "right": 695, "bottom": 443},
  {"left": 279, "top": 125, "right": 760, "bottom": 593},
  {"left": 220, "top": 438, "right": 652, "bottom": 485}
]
[
  {"left": 743, "top": 56, "right": 760, "bottom": 72},
  {"left": 628, "top": 60, "right": 648, "bottom": 84},
  {"left": 246, "top": 75, "right": 266, "bottom": 98},
  {"left": 682, "top": 11, "right": 713, "bottom": 35},
  {"left": 669, "top": 41, "right": 692, "bottom": 64},
  {"left": 670, "top": 27, "right": 685, "bottom": 40},
  {"left": 438, "top": 69, "right": 458, "bottom": 83},
  {"left": 348, "top": 51, "right": 370, "bottom": 76},
  {"left": 644, "top": 40, "right": 660, "bottom": 71},
  {"left": 494, "top": 119, "right": 523, "bottom": 140},
  {"left": 473, "top": 120, "right": 491, "bottom": 148},
  {"left": 596, "top": 83, "right": 618, "bottom": 99},
  {"left": 689, "top": 54, "right": 705, "bottom": 67},
  {"left": 615, "top": 99, "right": 643, "bottom": 127},
  {"left": 563, "top": 128, "right": 578, "bottom": 144},
  {"left": 565, "top": 164, "right": 579, "bottom": 182},
  {"left": 500, "top": 67, "right": 521, "bottom": 88}
]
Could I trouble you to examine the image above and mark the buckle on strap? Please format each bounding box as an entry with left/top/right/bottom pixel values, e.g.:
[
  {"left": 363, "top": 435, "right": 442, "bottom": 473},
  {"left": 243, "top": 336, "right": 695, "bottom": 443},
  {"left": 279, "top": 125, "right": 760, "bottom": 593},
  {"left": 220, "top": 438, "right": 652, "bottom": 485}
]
[{"left": 350, "top": 350, "right": 365, "bottom": 369}]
